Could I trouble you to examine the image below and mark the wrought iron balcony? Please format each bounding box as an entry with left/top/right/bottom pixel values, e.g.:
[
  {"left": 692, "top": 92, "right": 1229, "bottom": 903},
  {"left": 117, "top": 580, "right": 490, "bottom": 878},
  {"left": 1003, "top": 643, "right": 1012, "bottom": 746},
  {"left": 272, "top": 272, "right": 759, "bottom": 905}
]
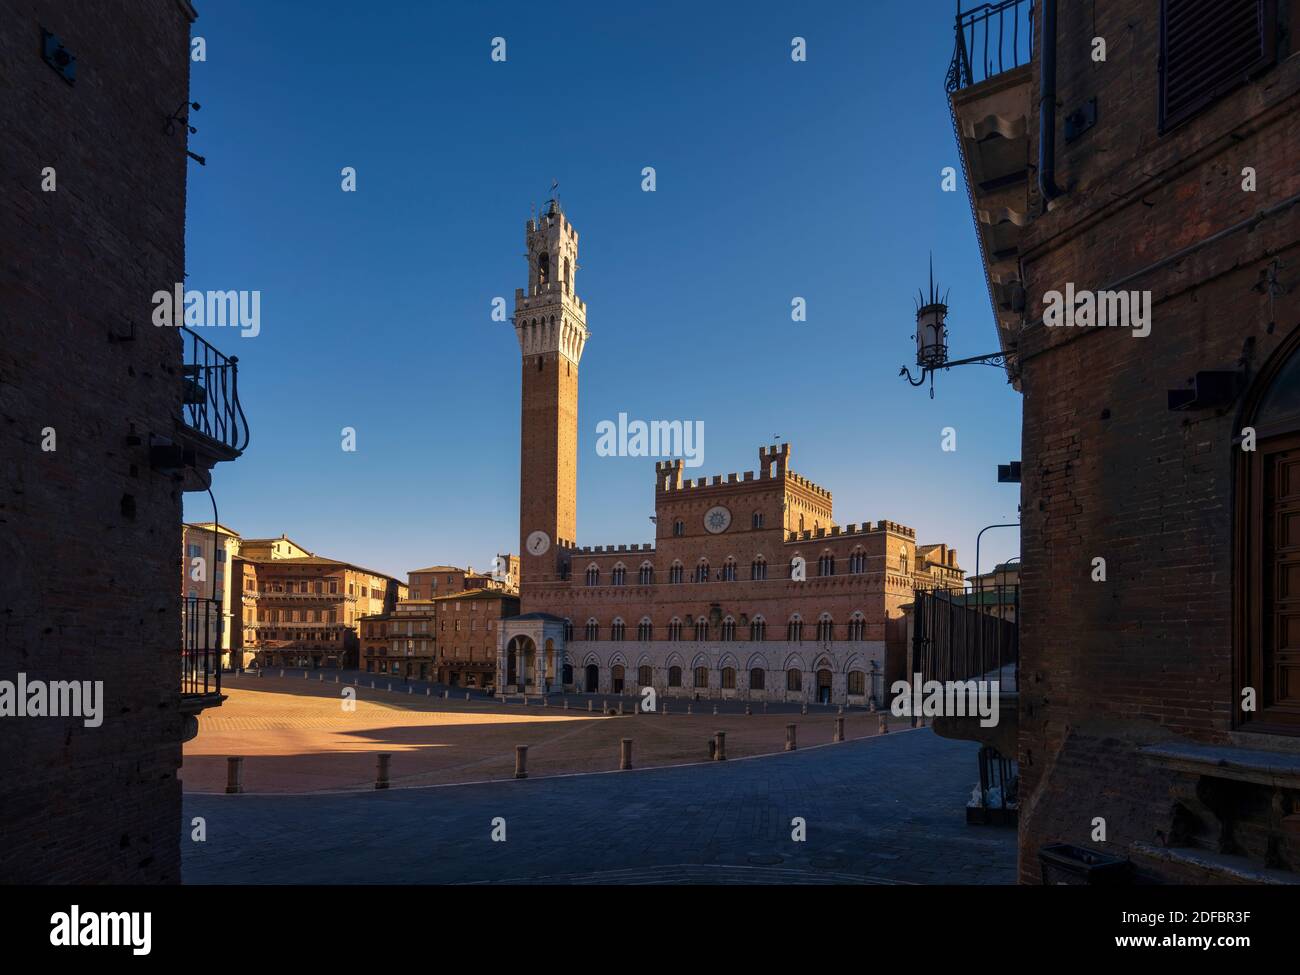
[
  {"left": 181, "top": 596, "right": 224, "bottom": 735},
  {"left": 180, "top": 325, "right": 249, "bottom": 457},
  {"left": 946, "top": 0, "right": 1035, "bottom": 93}
]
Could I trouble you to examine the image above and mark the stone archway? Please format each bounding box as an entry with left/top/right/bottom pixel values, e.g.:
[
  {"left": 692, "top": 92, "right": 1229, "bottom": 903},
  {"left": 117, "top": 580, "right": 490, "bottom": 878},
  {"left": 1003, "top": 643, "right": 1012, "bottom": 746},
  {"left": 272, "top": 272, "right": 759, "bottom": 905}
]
[
  {"left": 585, "top": 663, "right": 599, "bottom": 693},
  {"left": 505, "top": 635, "right": 536, "bottom": 692}
]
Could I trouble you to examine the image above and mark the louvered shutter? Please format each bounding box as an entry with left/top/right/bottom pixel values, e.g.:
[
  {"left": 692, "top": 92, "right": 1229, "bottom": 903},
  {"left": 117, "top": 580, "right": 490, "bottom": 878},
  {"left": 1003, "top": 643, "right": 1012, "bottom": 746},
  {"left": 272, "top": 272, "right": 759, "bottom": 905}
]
[{"left": 1159, "top": 0, "right": 1277, "bottom": 131}]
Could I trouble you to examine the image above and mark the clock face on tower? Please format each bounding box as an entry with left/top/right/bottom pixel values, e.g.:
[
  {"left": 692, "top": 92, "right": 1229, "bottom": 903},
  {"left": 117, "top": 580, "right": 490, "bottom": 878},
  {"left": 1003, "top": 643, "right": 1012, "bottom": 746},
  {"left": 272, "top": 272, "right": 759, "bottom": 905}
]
[
  {"left": 526, "top": 530, "right": 551, "bottom": 555},
  {"left": 703, "top": 505, "right": 732, "bottom": 534}
]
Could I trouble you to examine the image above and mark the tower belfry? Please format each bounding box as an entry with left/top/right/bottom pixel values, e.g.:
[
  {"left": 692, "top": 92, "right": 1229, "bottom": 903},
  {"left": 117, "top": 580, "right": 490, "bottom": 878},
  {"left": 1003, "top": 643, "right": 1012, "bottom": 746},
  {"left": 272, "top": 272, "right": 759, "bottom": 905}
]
[{"left": 514, "top": 198, "right": 588, "bottom": 594}]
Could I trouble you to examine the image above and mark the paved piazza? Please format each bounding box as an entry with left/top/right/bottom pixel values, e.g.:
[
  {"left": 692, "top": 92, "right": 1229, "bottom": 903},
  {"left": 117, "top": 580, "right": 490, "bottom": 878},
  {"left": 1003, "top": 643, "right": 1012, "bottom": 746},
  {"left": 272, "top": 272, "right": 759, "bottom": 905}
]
[{"left": 183, "top": 685, "right": 1016, "bottom": 884}]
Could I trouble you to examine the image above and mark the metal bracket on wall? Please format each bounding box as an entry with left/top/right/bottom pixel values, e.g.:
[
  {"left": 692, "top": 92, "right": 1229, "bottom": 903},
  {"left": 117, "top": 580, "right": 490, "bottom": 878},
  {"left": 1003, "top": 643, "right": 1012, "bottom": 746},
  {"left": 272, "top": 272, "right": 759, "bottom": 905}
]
[
  {"left": 41, "top": 29, "right": 76, "bottom": 85},
  {"left": 1167, "top": 371, "right": 1245, "bottom": 411},
  {"left": 1064, "top": 98, "right": 1097, "bottom": 142}
]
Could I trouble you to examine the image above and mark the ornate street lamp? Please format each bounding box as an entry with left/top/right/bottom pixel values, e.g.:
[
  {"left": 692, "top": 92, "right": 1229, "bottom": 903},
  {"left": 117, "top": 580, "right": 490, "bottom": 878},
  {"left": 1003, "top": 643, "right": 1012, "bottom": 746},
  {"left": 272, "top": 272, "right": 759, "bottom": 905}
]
[{"left": 900, "top": 257, "right": 1012, "bottom": 398}]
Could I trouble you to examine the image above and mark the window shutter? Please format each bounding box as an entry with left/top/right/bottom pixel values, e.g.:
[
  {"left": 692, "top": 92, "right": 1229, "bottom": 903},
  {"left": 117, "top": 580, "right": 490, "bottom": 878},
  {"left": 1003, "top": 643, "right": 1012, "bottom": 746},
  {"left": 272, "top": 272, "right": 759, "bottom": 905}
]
[{"left": 1159, "top": 0, "right": 1277, "bottom": 132}]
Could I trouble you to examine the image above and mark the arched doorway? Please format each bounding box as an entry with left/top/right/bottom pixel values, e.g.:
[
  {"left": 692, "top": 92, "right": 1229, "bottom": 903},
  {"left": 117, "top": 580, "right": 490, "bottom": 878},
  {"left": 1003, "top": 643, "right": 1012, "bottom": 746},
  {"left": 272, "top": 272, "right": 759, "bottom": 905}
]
[
  {"left": 817, "top": 669, "right": 833, "bottom": 704},
  {"left": 562, "top": 663, "right": 573, "bottom": 686},
  {"left": 505, "top": 635, "right": 536, "bottom": 690},
  {"left": 1237, "top": 328, "right": 1300, "bottom": 732},
  {"left": 584, "top": 663, "right": 599, "bottom": 693},
  {"left": 611, "top": 664, "right": 625, "bottom": 694}
]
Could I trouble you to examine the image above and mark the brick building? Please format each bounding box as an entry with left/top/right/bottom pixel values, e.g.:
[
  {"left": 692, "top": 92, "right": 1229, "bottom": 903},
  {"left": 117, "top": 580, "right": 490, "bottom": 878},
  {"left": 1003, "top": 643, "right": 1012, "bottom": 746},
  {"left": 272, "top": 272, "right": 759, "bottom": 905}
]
[
  {"left": 949, "top": 0, "right": 1300, "bottom": 882},
  {"left": 235, "top": 547, "right": 405, "bottom": 669},
  {"left": 497, "top": 200, "right": 964, "bottom": 704},
  {"left": 1, "top": 0, "right": 240, "bottom": 883},
  {"left": 182, "top": 522, "right": 241, "bottom": 668}
]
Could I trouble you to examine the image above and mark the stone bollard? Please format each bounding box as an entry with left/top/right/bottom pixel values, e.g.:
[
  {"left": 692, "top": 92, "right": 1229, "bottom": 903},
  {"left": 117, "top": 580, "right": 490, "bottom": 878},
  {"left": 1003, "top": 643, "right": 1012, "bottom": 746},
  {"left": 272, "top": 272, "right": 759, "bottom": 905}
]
[
  {"left": 279, "top": 669, "right": 284, "bottom": 678},
  {"left": 335, "top": 675, "right": 340, "bottom": 684},
  {"left": 304, "top": 670, "right": 310, "bottom": 679},
  {"left": 618, "top": 701, "right": 624, "bottom": 715},
  {"left": 370, "top": 680, "right": 375, "bottom": 689},
  {"left": 407, "top": 685, "right": 412, "bottom": 694},
  {"left": 564, "top": 700, "right": 569, "bottom": 710},
  {"left": 443, "top": 690, "right": 449, "bottom": 699},
  {"left": 466, "top": 692, "right": 470, "bottom": 701},
  {"left": 686, "top": 703, "right": 692, "bottom": 715},
  {"left": 878, "top": 715, "right": 889, "bottom": 735},
  {"left": 763, "top": 702, "right": 768, "bottom": 713},
  {"left": 225, "top": 756, "right": 244, "bottom": 795},
  {"left": 514, "top": 745, "right": 528, "bottom": 780},
  {"left": 714, "top": 730, "right": 727, "bottom": 761},
  {"left": 375, "top": 753, "right": 391, "bottom": 790},
  {"left": 620, "top": 738, "right": 633, "bottom": 770},
  {"left": 353, "top": 678, "right": 358, "bottom": 686},
  {"left": 602, "top": 700, "right": 607, "bottom": 712},
  {"left": 663, "top": 701, "right": 669, "bottom": 715},
  {"left": 318, "top": 673, "right": 323, "bottom": 682},
  {"left": 541, "top": 697, "right": 547, "bottom": 707},
  {"left": 786, "top": 723, "right": 797, "bottom": 751},
  {"left": 387, "top": 682, "right": 393, "bottom": 692},
  {"left": 801, "top": 703, "right": 807, "bottom": 715},
  {"left": 587, "top": 700, "right": 593, "bottom": 712},
  {"left": 745, "top": 705, "right": 751, "bottom": 716},
  {"left": 426, "top": 688, "right": 431, "bottom": 696},
  {"left": 834, "top": 716, "right": 845, "bottom": 743},
  {"left": 838, "top": 705, "right": 844, "bottom": 715},
  {"left": 708, "top": 739, "right": 716, "bottom": 760},
  {"left": 713, "top": 705, "right": 718, "bottom": 716}
]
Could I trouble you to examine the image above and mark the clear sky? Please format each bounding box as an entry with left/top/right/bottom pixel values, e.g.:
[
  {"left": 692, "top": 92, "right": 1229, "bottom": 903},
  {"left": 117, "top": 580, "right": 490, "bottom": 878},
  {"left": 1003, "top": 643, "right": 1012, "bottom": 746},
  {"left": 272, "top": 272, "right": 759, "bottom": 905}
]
[{"left": 182, "top": 0, "right": 1023, "bottom": 581}]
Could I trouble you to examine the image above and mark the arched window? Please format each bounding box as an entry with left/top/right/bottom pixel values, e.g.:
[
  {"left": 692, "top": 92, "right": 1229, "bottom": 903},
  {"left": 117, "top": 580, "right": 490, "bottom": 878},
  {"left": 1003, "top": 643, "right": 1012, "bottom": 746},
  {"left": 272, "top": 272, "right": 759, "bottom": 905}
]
[
  {"left": 537, "top": 251, "right": 550, "bottom": 287},
  {"left": 751, "top": 556, "right": 768, "bottom": 581},
  {"left": 611, "top": 564, "right": 626, "bottom": 586},
  {"left": 639, "top": 562, "right": 654, "bottom": 585},
  {"left": 786, "top": 668, "right": 802, "bottom": 692},
  {"left": 638, "top": 618, "right": 653, "bottom": 641},
  {"left": 611, "top": 618, "right": 625, "bottom": 641},
  {"left": 752, "top": 511, "right": 765, "bottom": 529},
  {"left": 849, "top": 549, "right": 866, "bottom": 574},
  {"left": 750, "top": 667, "right": 766, "bottom": 690},
  {"left": 721, "top": 616, "right": 736, "bottom": 641},
  {"left": 818, "top": 553, "right": 835, "bottom": 576},
  {"left": 669, "top": 561, "right": 684, "bottom": 584},
  {"left": 721, "top": 667, "right": 736, "bottom": 689},
  {"left": 694, "top": 666, "right": 709, "bottom": 688},
  {"left": 722, "top": 558, "right": 737, "bottom": 581},
  {"left": 847, "top": 612, "right": 865, "bottom": 641},
  {"left": 1237, "top": 330, "right": 1300, "bottom": 732},
  {"left": 668, "top": 666, "right": 682, "bottom": 687},
  {"left": 847, "top": 670, "right": 866, "bottom": 695},
  {"left": 585, "top": 618, "right": 599, "bottom": 640},
  {"left": 817, "top": 613, "right": 834, "bottom": 641},
  {"left": 564, "top": 618, "right": 574, "bottom": 641},
  {"left": 585, "top": 565, "right": 600, "bottom": 586},
  {"left": 563, "top": 257, "right": 571, "bottom": 294},
  {"left": 694, "top": 559, "right": 710, "bottom": 583},
  {"left": 900, "top": 550, "right": 909, "bottom": 574},
  {"left": 750, "top": 616, "right": 766, "bottom": 641},
  {"left": 787, "top": 615, "right": 803, "bottom": 642},
  {"left": 694, "top": 618, "right": 709, "bottom": 640},
  {"left": 638, "top": 664, "right": 653, "bottom": 686},
  {"left": 673, "top": 519, "right": 685, "bottom": 537},
  {"left": 668, "top": 617, "right": 683, "bottom": 641}
]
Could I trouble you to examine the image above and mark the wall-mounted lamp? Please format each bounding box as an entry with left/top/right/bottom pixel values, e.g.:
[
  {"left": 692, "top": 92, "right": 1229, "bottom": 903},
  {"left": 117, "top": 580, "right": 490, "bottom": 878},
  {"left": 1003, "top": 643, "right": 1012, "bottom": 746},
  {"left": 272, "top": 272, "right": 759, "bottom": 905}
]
[{"left": 900, "top": 256, "right": 1013, "bottom": 398}]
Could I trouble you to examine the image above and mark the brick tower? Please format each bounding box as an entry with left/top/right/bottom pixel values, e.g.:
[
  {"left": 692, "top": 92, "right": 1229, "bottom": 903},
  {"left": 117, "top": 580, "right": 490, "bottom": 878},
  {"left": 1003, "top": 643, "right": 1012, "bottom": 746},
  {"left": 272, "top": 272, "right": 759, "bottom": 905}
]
[{"left": 514, "top": 198, "right": 588, "bottom": 597}]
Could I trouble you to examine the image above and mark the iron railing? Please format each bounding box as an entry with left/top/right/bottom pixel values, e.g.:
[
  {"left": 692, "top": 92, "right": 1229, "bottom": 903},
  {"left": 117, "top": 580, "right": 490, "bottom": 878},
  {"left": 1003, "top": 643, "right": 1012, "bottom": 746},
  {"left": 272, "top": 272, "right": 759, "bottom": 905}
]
[
  {"left": 180, "top": 326, "right": 250, "bottom": 455},
  {"left": 182, "top": 596, "right": 223, "bottom": 697},
  {"left": 946, "top": 0, "right": 1036, "bottom": 93},
  {"left": 911, "top": 583, "right": 1019, "bottom": 691}
]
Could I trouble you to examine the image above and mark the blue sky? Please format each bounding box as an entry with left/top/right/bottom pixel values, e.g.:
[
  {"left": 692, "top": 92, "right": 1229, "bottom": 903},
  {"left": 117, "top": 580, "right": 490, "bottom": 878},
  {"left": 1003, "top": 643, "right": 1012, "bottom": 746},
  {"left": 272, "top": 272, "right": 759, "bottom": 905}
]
[{"left": 182, "top": 0, "right": 1022, "bottom": 580}]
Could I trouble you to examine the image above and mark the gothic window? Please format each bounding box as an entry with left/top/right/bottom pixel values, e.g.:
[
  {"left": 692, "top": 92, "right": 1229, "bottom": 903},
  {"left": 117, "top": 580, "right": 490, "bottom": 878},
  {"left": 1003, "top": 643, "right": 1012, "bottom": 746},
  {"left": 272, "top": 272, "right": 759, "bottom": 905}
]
[
  {"left": 818, "top": 554, "right": 835, "bottom": 576},
  {"left": 786, "top": 669, "right": 803, "bottom": 692},
  {"left": 721, "top": 667, "right": 736, "bottom": 689},
  {"left": 611, "top": 618, "right": 625, "bottom": 641},
  {"left": 669, "top": 561, "right": 684, "bottom": 584},
  {"left": 537, "top": 252, "right": 550, "bottom": 287},
  {"left": 694, "top": 560, "right": 710, "bottom": 583},
  {"left": 668, "top": 618, "right": 683, "bottom": 641},
  {"left": 787, "top": 616, "right": 803, "bottom": 642},
  {"left": 612, "top": 564, "right": 626, "bottom": 586},
  {"left": 849, "top": 549, "right": 866, "bottom": 574},
  {"left": 694, "top": 666, "right": 709, "bottom": 689},
  {"left": 721, "top": 617, "right": 736, "bottom": 641},
  {"left": 668, "top": 666, "right": 682, "bottom": 687},
  {"left": 750, "top": 667, "right": 766, "bottom": 690},
  {"left": 750, "top": 616, "right": 766, "bottom": 641},
  {"left": 673, "top": 519, "right": 685, "bottom": 537},
  {"left": 816, "top": 613, "right": 834, "bottom": 641},
  {"left": 585, "top": 618, "right": 599, "bottom": 640},
  {"left": 638, "top": 664, "right": 653, "bottom": 686},
  {"left": 639, "top": 562, "right": 654, "bottom": 585},
  {"left": 847, "top": 670, "right": 866, "bottom": 695},
  {"left": 752, "top": 511, "right": 764, "bottom": 529},
  {"left": 847, "top": 612, "right": 866, "bottom": 641},
  {"left": 638, "top": 618, "right": 653, "bottom": 641},
  {"left": 564, "top": 619, "right": 573, "bottom": 641},
  {"left": 563, "top": 257, "right": 571, "bottom": 294},
  {"left": 751, "top": 557, "right": 767, "bottom": 581},
  {"left": 722, "top": 558, "right": 736, "bottom": 581},
  {"left": 694, "top": 618, "right": 709, "bottom": 640},
  {"left": 585, "top": 565, "right": 600, "bottom": 586}
]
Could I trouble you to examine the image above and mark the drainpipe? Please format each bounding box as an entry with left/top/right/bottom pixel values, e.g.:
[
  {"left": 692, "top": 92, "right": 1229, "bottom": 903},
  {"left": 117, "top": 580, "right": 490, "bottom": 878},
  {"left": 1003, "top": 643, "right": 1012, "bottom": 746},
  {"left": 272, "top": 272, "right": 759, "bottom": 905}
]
[{"left": 1038, "top": 0, "right": 1065, "bottom": 206}]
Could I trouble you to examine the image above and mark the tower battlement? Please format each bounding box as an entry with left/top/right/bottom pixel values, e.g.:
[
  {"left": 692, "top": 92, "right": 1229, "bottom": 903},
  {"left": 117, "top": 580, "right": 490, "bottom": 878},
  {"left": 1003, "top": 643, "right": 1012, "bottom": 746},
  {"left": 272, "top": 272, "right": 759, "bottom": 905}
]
[
  {"left": 785, "top": 520, "right": 916, "bottom": 542},
  {"left": 653, "top": 444, "right": 831, "bottom": 501}
]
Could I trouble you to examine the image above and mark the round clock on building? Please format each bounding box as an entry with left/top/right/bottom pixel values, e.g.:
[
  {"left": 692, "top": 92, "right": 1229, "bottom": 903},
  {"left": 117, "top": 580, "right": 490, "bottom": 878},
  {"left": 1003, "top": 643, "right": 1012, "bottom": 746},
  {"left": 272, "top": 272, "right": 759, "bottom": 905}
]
[
  {"left": 526, "top": 530, "right": 551, "bottom": 555},
  {"left": 703, "top": 505, "right": 732, "bottom": 534}
]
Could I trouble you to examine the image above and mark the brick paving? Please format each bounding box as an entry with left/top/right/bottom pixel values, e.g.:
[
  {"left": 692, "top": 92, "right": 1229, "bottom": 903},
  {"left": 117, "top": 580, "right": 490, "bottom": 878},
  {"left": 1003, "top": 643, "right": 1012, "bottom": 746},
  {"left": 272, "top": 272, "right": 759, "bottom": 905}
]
[{"left": 183, "top": 728, "right": 1016, "bottom": 884}]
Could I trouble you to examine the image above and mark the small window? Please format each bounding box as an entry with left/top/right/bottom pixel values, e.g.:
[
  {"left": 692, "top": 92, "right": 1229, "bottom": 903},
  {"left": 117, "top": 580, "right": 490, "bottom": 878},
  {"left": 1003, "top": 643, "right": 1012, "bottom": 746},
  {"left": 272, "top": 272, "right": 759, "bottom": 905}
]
[
  {"left": 668, "top": 666, "right": 682, "bottom": 687},
  {"left": 786, "top": 669, "right": 802, "bottom": 692},
  {"left": 750, "top": 667, "right": 766, "bottom": 690}
]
